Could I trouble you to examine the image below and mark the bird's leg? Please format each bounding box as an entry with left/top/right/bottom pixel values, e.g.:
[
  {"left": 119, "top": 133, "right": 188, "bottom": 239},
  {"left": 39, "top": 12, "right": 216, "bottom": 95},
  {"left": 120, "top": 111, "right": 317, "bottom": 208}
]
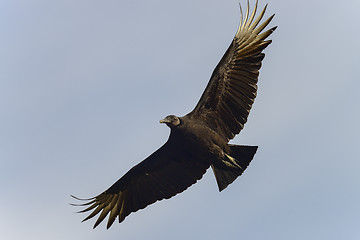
[
  {"left": 210, "top": 145, "right": 243, "bottom": 170},
  {"left": 223, "top": 154, "right": 243, "bottom": 170}
]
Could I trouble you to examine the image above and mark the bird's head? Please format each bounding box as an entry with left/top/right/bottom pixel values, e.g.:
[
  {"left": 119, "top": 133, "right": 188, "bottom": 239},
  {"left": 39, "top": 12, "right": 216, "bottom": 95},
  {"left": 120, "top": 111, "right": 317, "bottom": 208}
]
[{"left": 159, "top": 115, "right": 181, "bottom": 128}]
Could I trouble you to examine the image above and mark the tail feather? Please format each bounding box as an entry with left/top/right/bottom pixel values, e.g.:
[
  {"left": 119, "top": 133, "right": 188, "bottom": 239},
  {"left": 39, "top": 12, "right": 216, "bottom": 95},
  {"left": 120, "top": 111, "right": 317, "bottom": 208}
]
[{"left": 212, "top": 145, "right": 258, "bottom": 192}]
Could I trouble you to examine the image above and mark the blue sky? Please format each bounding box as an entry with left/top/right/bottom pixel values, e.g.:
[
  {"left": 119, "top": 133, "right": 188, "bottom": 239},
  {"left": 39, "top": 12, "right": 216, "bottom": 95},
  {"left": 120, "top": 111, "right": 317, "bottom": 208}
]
[{"left": 1, "top": 0, "right": 360, "bottom": 239}]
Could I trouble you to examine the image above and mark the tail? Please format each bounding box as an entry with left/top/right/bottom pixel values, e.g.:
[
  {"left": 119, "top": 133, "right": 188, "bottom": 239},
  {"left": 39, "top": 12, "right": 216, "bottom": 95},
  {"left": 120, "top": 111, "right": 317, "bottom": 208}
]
[{"left": 211, "top": 144, "right": 258, "bottom": 192}]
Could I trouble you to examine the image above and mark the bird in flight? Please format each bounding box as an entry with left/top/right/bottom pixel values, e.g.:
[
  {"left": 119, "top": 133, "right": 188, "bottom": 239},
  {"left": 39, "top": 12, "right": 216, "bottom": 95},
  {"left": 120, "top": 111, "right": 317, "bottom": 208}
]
[{"left": 72, "top": 0, "right": 276, "bottom": 229}]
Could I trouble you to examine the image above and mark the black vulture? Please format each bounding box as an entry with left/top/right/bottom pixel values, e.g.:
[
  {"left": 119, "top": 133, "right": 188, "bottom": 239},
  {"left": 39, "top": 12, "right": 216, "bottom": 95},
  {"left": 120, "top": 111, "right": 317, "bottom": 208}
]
[{"left": 72, "top": 1, "right": 276, "bottom": 229}]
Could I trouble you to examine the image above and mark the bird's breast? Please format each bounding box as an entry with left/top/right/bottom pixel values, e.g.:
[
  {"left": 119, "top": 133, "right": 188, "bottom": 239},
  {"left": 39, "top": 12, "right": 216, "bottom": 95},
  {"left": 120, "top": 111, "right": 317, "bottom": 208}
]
[{"left": 175, "top": 122, "right": 228, "bottom": 159}]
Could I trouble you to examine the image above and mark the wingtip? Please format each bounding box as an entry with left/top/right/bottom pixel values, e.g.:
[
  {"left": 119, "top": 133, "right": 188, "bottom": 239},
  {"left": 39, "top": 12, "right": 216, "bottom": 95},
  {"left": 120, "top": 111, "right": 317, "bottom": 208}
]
[
  {"left": 70, "top": 195, "right": 97, "bottom": 207},
  {"left": 269, "top": 13, "right": 275, "bottom": 20},
  {"left": 71, "top": 195, "right": 95, "bottom": 201},
  {"left": 82, "top": 213, "right": 96, "bottom": 223},
  {"left": 106, "top": 222, "right": 113, "bottom": 229},
  {"left": 93, "top": 221, "right": 101, "bottom": 229}
]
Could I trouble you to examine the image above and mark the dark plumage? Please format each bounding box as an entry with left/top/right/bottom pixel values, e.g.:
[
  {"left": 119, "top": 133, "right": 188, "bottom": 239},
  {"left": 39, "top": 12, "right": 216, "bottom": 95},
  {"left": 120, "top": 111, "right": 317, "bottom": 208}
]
[{"left": 72, "top": 1, "right": 276, "bottom": 229}]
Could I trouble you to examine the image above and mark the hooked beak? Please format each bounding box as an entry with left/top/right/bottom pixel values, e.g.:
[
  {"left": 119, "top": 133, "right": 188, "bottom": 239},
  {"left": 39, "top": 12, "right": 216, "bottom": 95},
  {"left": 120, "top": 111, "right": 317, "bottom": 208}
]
[{"left": 159, "top": 118, "right": 168, "bottom": 124}]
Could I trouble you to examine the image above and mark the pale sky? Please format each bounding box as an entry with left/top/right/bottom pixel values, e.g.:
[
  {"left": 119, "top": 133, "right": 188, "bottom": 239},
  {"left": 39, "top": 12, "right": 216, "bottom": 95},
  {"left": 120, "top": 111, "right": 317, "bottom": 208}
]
[{"left": 1, "top": 0, "right": 360, "bottom": 239}]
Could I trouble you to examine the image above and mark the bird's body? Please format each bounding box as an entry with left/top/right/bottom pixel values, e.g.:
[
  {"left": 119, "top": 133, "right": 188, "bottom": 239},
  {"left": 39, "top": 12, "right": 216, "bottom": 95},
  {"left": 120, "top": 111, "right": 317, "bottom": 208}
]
[
  {"left": 73, "top": 1, "right": 276, "bottom": 229},
  {"left": 173, "top": 116, "right": 228, "bottom": 160}
]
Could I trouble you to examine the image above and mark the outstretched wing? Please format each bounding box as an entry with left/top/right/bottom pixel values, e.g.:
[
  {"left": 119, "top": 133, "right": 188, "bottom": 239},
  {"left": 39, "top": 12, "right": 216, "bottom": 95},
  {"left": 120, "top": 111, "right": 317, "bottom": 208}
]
[
  {"left": 72, "top": 137, "right": 209, "bottom": 229},
  {"left": 187, "top": 1, "right": 276, "bottom": 141}
]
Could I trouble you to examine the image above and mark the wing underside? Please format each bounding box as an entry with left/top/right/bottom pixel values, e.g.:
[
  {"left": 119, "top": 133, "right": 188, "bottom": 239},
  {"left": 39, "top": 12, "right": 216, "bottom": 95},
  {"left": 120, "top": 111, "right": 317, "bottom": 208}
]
[
  {"left": 72, "top": 140, "right": 209, "bottom": 229},
  {"left": 188, "top": 1, "right": 276, "bottom": 141}
]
